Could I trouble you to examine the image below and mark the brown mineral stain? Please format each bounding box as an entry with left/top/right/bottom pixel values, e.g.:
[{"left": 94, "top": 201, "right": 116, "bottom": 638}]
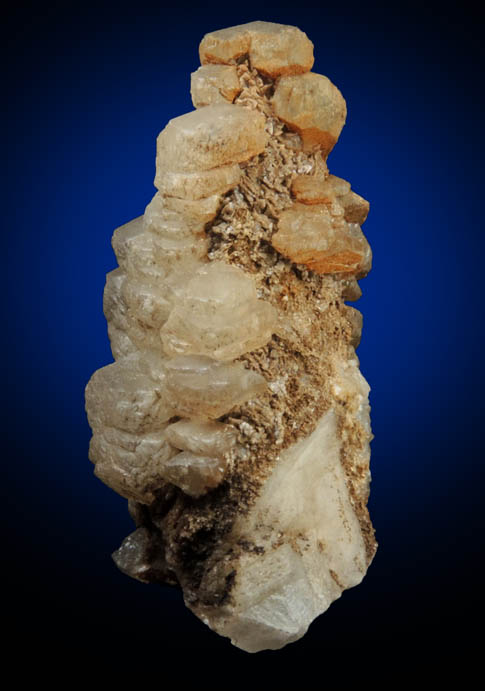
[
  {"left": 291, "top": 175, "right": 332, "bottom": 205},
  {"left": 307, "top": 250, "right": 364, "bottom": 274},
  {"left": 329, "top": 569, "right": 344, "bottom": 589}
]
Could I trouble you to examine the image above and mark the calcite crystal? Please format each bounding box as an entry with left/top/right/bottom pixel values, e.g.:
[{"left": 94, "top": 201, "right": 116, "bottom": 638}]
[
  {"left": 272, "top": 72, "right": 347, "bottom": 153},
  {"left": 85, "top": 20, "right": 376, "bottom": 652}
]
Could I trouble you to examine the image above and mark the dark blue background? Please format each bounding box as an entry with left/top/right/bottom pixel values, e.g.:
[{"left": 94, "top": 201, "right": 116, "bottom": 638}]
[{"left": 3, "top": 0, "right": 483, "bottom": 678}]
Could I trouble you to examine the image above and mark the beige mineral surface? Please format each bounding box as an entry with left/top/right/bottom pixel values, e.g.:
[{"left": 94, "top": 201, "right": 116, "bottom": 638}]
[
  {"left": 272, "top": 205, "right": 372, "bottom": 275},
  {"left": 85, "top": 20, "right": 376, "bottom": 653},
  {"left": 272, "top": 72, "right": 347, "bottom": 153},
  {"left": 199, "top": 21, "right": 314, "bottom": 77},
  {"left": 191, "top": 65, "right": 241, "bottom": 107}
]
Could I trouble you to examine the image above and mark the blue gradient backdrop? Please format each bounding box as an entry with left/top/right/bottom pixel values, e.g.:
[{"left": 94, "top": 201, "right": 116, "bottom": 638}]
[{"left": 3, "top": 0, "right": 483, "bottom": 677}]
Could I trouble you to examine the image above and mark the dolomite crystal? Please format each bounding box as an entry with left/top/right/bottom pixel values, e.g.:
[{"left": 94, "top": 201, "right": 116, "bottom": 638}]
[{"left": 85, "top": 20, "right": 376, "bottom": 653}]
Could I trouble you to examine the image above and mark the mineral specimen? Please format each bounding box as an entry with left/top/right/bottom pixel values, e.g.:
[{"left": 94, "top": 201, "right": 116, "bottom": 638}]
[{"left": 85, "top": 19, "right": 376, "bottom": 652}]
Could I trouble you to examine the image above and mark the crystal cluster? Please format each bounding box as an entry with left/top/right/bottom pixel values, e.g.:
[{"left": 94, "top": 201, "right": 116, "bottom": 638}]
[{"left": 85, "top": 20, "right": 376, "bottom": 653}]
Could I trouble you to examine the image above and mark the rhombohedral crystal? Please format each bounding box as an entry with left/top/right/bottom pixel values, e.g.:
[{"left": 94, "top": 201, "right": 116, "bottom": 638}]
[{"left": 85, "top": 20, "right": 377, "bottom": 653}]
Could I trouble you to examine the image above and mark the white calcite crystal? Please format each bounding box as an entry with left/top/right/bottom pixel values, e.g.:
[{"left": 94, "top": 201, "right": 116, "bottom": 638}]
[
  {"left": 191, "top": 65, "right": 241, "bottom": 107},
  {"left": 272, "top": 72, "right": 347, "bottom": 153},
  {"left": 199, "top": 21, "right": 314, "bottom": 77},
  {"left": 160, "top": 262, "right": 278, "bottom": 360},
  {"left": 198, "top": 410, "right": 367, "bottom": 651},
  {"left": 164, "top": 419, "right": 237, "bottom": 458},
  {"left": 160, "top": 452, "right": 227, "bottom": 498},
  {"left": 85, "top": 20, "right": 376, "bottom": 653},
  {"left": 163, "top": 355, "right": 268, "bottom": 419}
]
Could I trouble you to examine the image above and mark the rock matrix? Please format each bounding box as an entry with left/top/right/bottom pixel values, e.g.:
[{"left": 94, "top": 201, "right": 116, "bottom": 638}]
[{"left": 85, "top": 20, "right": 376, "bottom": 653}]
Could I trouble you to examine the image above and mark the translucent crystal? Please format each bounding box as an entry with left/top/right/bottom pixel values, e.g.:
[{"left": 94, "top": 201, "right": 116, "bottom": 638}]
[
  {"left": 111, "top": 217, "right": 168, "bottom": 280},
  {"left": 164, "top": 419, "right": 237, "bottom": 457},
  {"left": 292, "top": 175, "right": 331, "bottom": 204},
  {"left": 197, "top": 410, "right": 368, "bottom": 652},
  {"left": 272, "top": 203, "right": 372, "bottom": 275},
  {"left": 341, "top": 276, "right": 363, "bottom": 302},
  {"left": 164, "top": 355, "right": 267, "bottom": 419},
  {"left": 155, "top": 164, "right": 242, "bottom": 200},
  {"left": 328, "top": 174, "right": 352, "bottom": 196},
  {"left": 112, "top": 526, "right": 173, "bottom": 584},
  {"left": 89, "top": 428, "right": 177, "bottom": 504},
  {"left": 191, "top": 65, "right": 241, "bottom": 108},
  {"left": 331, "top": 357, "right": 371, "bottom": 432},
  {"left": 272, "top": 73, "right": 347, "bottom": 154},
  {"left": 161, "top": 262, "right": 278, "bottom": 360},
  {"left": 145, "top": 191, "right": 221, "bottom": 234},
  {"left": 85, "top": 356, "right": 172, "bottom": 434},
  {"left": 121, "top": 277, "right": 173, "bottom": 331},
  {"left": 103, "top": 269, "right": 129, "bottom": 329},
  {"left": 339, "top": 190, "right": 370, "bottom": 225},
  {"left": 159, "top": 451, "right": 227, "bottom": 498},
  {"left": 144, "top": 194, "right": 202, "bottom": 237},
  {"left": 291, "top": 175, "right": 369, "bottom": 227},
  {"left": 162, "top": 193, "right": 222, "bottom": 227},
  {"left": 107, "top": 322, "right": 137, "bottom": 360},
  {"left": 199, "top": 21, "right": 314, "bottom": 78},
  {"left": 155, "top": 103, "right": 267, "bottom": 173},
  {"left": 215, "top": 543, "right": 317, "bottom": 653},
  {"left": 344, "top": 305, "right": 364, "bottom": 348}
]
